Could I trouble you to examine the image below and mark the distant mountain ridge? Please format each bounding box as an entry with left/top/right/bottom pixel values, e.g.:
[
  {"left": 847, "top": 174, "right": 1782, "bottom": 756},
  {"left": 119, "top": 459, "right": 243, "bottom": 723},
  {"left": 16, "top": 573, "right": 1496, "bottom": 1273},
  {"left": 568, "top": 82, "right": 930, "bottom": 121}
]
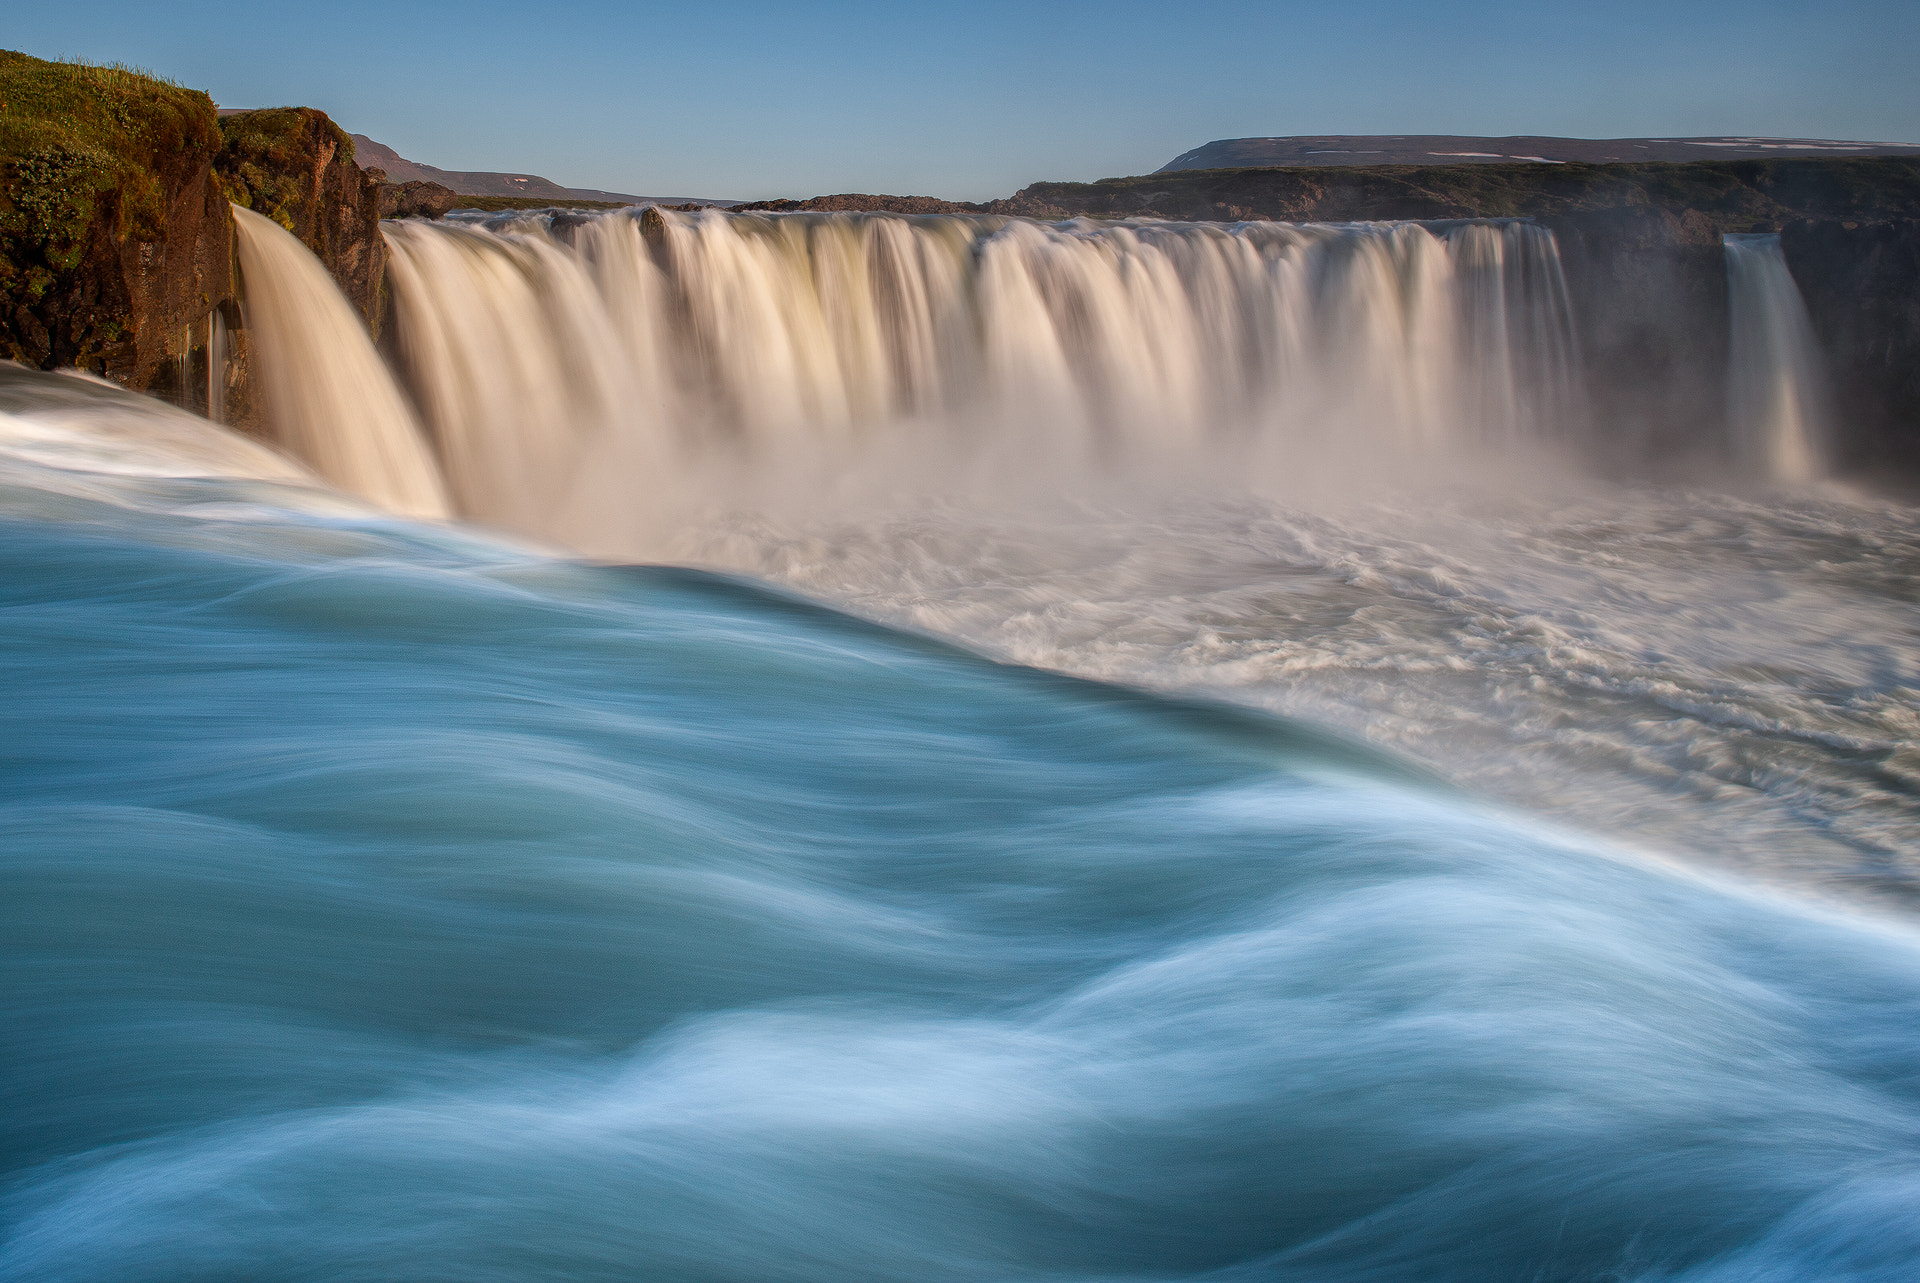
[
  {"left": 347, "top": 133, "right": 734, "bottom": 206},
  {"left": 1159, "top": 135, "right": 1920, "bottom": 172}
]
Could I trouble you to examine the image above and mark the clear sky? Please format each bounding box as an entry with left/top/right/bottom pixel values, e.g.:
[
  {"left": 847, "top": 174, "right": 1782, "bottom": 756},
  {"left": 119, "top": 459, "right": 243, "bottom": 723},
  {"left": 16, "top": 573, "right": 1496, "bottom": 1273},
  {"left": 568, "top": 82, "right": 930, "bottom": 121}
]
[{"left": 14, "top": 0, "right": 1918, "bottom": 201}]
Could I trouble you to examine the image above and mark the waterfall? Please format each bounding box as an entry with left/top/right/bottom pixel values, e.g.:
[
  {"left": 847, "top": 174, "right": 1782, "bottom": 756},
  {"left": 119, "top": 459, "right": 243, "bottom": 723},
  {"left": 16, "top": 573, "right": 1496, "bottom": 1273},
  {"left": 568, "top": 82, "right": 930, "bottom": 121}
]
[
  {"left": 1724, "top": 232, "right": 1830, "bottom": 483},
  {"left": 231, "top": 206, "right": 450, "bottom": 519},
  {"left": 378, "top": 210, "right": 1580, "bottom": 542}
]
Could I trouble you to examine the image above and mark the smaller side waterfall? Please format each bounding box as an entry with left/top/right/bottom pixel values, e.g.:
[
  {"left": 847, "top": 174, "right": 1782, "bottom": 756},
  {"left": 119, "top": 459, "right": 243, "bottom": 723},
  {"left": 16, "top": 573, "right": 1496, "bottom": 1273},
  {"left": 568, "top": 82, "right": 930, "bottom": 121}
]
[
  {"left": 231, "top": 206, "right": 450, "bottom": 519},
  {"left": 1724, "top": 233, "right": 1830, "bottom": 482}
]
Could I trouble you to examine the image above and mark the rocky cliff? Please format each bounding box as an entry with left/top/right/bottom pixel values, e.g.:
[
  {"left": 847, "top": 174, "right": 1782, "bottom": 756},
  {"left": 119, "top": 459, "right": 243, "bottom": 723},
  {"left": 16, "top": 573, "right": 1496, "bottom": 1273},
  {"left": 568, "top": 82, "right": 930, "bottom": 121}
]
[
  {"left": 2, "top": 51, "right": 450, "bottom": 428},
  {"left": 215, "top": 108, "right": 387, "bottom": 331},
  {"left": 1783, "top": 218, "right": 1920, "bottom": 472},
  {"left": 989, "top": 157, "right": 1920, "bottom": 227},
  {"left": 0, "top": 51, "right": 232, "bottom": 404},
  {"left": 1158, "top": 136, "right": 1920, "bottom": 173}
]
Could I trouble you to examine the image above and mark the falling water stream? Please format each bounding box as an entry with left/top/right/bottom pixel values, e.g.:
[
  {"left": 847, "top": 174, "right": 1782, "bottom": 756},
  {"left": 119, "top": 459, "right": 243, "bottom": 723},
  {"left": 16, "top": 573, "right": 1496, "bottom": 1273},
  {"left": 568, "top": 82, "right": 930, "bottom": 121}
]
[
  {"left": 1723, "top": 231, "right": 1832, "bottom": 482},
  {"left": 230, "top": 206, "right": 450, "bottom": 519},
  {"left": 377, "top": 210, "right": 1583, "bottom": 541}
]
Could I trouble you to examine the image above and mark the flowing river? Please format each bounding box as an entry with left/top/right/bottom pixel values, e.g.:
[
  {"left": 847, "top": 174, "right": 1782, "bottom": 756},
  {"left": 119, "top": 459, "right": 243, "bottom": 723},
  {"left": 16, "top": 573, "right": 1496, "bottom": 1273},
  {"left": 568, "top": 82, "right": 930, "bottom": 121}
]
[{"left": 1, "top": 206, "right": 1915, "bottom": 1282}]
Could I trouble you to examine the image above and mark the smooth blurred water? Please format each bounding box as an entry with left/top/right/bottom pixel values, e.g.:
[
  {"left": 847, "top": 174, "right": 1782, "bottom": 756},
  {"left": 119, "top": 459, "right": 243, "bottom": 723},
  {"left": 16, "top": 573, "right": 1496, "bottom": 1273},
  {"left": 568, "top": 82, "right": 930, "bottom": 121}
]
[
  {"left": 5, "top": 369, "right": 1920, "bottom": 1281},
  {"left": 378, "top": 210, "right": 1582, "bottom": 544}
]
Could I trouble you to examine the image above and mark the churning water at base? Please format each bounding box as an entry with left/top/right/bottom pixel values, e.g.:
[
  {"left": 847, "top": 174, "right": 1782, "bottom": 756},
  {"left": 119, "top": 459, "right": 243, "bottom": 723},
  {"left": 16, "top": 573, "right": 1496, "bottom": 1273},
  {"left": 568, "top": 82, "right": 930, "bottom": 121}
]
[
  {"left": 4, "top": 368, "right": 1920, "bottom": 1282},
  {"left": 669, "top": 482, "right": 1920, "bottom": 905}
]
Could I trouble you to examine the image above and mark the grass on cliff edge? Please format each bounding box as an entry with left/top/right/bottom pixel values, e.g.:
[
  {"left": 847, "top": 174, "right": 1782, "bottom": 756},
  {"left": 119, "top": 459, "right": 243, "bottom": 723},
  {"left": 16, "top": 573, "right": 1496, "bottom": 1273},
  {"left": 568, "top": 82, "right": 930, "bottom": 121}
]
[
  {"left": 216, "top": 107, "right": 358, "bottom": 233},
  {"left": 0, "top": 50, "right": 217, "bottom": 299}
]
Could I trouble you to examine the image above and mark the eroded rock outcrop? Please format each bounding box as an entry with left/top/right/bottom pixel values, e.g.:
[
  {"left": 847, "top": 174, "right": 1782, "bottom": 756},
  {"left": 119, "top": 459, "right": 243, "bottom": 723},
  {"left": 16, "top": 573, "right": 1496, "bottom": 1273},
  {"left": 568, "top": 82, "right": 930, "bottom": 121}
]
[
  {"left": 987, "top": 157, "right": 1920, "bottom": 228},
  {"left": 376, "top": 179, "right": 458, "bottom": 221},
  {"left": 0, "top": 50, "right": 233, "bottom": 404},
  {"left": 1, "top": 50, "right": 439, "bottom": 435},
  {"left": 215, "top": 107, "right": 386, "bottom": 331}
]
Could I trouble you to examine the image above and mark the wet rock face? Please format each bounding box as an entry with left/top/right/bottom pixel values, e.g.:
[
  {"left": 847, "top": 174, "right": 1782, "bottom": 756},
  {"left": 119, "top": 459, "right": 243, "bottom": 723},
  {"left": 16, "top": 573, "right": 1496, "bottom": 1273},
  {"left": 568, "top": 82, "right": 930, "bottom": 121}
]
[
  {"left": 116, "top": 155, "right": 237, "bottom": 409},
  {"left": 1784, "top": 219, "right": 1920, "bottom": 471},
  {"left": 1545, "top": 205, "right": 1730, "bottom": 466}
]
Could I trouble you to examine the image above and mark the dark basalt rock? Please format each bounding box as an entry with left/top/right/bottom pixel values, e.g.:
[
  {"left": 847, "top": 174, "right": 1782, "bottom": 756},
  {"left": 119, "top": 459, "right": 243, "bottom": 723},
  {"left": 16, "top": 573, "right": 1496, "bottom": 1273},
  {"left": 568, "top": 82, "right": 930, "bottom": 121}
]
[
  {"left": 376, "top": 179, "right": 457, "bottom": 221},
  {"left": 1783, "top": 218, "right": 1920, "bottom": 472},
  {"left": 1546, "top": 204, "right": 1730, "bottom": 466},
  {"left": 988, "top": 157, "right": 1920, "bottom": 229}
]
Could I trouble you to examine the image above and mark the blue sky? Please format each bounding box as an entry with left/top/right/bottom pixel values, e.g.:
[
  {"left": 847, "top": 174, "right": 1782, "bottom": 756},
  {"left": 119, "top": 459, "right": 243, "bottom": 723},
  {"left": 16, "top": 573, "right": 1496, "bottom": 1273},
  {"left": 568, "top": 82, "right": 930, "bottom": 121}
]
[{"left": 16, "top": 1, "right": 1918, "bottom": 200}]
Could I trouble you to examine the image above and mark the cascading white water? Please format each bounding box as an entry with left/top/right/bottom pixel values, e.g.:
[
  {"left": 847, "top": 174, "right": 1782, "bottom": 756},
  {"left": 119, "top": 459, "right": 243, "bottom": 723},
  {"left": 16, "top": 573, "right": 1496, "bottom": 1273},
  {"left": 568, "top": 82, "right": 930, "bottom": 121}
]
[
  {"left": 380, "top": 209, "right": 1580, "bottom": 543},
  {"left": 1724, "top": 232, "right": 1830, "bottom": 483},
  {"left": 231, "top": 206, "right": 451, "bottom": 519}
]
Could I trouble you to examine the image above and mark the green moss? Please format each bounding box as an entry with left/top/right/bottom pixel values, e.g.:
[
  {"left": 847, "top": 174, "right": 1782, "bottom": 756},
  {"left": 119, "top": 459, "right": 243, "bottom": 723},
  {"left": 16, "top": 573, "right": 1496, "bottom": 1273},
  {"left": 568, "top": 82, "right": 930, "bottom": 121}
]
[
  {"left": 0, "top": 49, "right": 218, "bottom": 364},
  {"left": 0, "top": 50, "right": 214, "bottom": 247},
  {"left": 215, "top": 107, "right": 355, "bottom": 231}
]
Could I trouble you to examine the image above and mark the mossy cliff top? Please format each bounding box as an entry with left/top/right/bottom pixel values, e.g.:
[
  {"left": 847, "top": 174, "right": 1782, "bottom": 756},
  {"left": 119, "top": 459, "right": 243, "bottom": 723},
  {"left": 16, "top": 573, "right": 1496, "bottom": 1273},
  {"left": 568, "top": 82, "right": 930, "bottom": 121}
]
[
  {"left": 0, "top": 50, "right": 219, "bottom": 327},
  {"left": 216, "top": 107, "right": 354, "bottom": 231},
  {"left": 215, "top": 106, "right": 386, "bottom": 329},
  {"left": 1, "top": 52, "right": 389, "bottom": 388}
]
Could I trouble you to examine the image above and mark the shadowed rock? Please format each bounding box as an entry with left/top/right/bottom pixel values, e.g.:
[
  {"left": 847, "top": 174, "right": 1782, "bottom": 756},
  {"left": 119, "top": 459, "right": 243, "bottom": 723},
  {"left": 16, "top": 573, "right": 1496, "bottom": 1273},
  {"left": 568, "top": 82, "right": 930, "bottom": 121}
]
[{"left": 376, "top": 179, "right": 457, "bottom": 221}]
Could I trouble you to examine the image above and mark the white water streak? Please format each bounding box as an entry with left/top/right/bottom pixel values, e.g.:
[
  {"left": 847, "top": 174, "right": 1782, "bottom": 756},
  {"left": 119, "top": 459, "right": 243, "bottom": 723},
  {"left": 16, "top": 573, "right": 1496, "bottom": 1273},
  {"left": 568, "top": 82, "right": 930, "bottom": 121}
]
[
  {"left": 231, "top": 206, "right": 449, "bottom": 519},
  {"left": 1724, "top": 233, "right": 1831, "bottom": 483},
  {"left": 380, "top": 211, "right": 1580, "bottom": 541}
]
